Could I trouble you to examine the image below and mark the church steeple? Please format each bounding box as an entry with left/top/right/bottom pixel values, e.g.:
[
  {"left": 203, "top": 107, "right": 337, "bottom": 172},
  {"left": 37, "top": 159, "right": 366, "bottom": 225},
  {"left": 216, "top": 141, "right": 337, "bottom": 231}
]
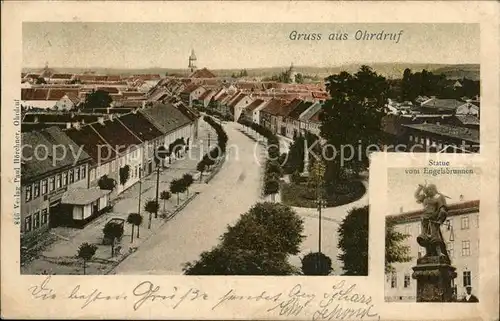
[{"left": 188, "top": 49, "right": 197, "bottom": 73}]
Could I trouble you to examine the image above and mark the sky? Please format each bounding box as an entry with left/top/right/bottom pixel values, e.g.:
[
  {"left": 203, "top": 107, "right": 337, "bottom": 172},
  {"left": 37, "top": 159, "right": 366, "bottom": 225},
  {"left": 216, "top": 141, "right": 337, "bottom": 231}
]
[
  {"left": 386, "top": 167, "right": 481, "bottom": 215},
  {"left": 22, "top": 23, "right": 479, "bottom": 69}
]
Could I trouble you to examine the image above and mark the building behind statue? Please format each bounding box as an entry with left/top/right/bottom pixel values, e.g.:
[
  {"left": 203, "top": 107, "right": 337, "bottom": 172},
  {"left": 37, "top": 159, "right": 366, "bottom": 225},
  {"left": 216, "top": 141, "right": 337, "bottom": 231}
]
[{"left": 385, "top": 199, "right": 480, "bottom": 302}]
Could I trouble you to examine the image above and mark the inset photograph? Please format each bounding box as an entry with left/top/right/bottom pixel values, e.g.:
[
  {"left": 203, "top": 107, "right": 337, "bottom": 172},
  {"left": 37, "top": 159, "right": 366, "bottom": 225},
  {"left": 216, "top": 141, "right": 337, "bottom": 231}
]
[{"left": 384, "top": 166, "right": 480, "bottom": 302}]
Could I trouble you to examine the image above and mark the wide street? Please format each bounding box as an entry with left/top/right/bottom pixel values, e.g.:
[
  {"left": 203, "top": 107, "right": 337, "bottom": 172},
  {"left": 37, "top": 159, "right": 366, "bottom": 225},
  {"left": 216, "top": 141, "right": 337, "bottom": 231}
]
[
  {"left": 112, "top": 122, "right": 266, "bottom": 274},
  {"left": 113, "top": 121, "right": 368, "bottom": 275}
]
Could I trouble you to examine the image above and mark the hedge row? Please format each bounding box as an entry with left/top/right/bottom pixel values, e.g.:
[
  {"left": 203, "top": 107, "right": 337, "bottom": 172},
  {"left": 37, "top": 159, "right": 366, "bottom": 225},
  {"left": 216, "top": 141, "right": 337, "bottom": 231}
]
[
  {"left": 197, "top": 116, "right": 229, "bottom": 175},
  {"left": 238, "top": 119, "right": 282, "bottom": 196}
]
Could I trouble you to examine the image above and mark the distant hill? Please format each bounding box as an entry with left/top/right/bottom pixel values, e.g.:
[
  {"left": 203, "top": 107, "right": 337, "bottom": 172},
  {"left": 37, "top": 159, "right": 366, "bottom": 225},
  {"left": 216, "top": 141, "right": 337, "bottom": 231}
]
[{"left": 22, "top": 63, "right": 479, "bottom": 80}]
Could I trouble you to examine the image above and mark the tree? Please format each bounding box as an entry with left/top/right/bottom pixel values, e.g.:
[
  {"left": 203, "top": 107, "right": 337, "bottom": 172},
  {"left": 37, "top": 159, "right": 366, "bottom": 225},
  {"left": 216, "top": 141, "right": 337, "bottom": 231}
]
[
  {"left": 337, "top": 206, "right": 369, "bottom": 275},
  {"left": 264, "top": 178, "right": 280, "bottom": 201},
  {"left": 119, "top": 165, "right": 130, "bottom": 186},
  {"left": 301, "top": 252, "right": 333, "bottom": 276},
  {"left": 160, "top": 191, "right": 171, "bottom": 213},
  {"left": 77, "top": 242, "right": 97, "bottom": 275},
  {"left": 295, "top": 73, "right": 304, "bottom": 84},
  {"left": 170, "top": 179, "right": 183, "bottom": 205},
  {"left": 221, "top": 202, "right": 304, "bottom": 255},
  {"left": 127, "top": 213, "right": 143, "bottom": 243},
  {"left": 144, "top": 200, "right": 159, "bottom": 230},
  {"left": 284, "top": 135, "right": 305, "bottom": 174},
  {"left": 97, "top": 175, "right": 116, "bottom": 191},
  {"left": 103, "top": 221, "right": 124, "bottom": 257},
  {"left": 321, "top": 66, "right": 388, "bottom": 181},
  {"left": 182, "top": 173, "right": 194, "bottom": 197},
  {"left": 83, "top": 89, "right": 112, "bottom": 109},
  {"left": 385, "top": 221, "right": 412, "bottom": 273},
  {"left": 183, "top": 246, "right": 297, "bottom": 275},
  {"left": 197, "top": 160, "right": 207, "bottom": 182}
]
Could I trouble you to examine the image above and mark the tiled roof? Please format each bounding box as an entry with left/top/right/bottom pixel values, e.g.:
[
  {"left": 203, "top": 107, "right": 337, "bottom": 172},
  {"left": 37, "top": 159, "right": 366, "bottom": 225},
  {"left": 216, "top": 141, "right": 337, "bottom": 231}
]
[
  {"left": 50, "top": 73, "right": 73, "bottom": 79},
  {"left": 190, "top": 68, "right": 216, "bottom": 78},
  {"left": 312, "top": 91, "right": 329, "bottom": 99},
  {"left": 139, "top": 103, "right": 193, "bottom": 135},
  {"left": 97, "top": 87, "right": 120, "bottom": 94},
  {"left": 282, "top": 99, "right": 304, "bottom": 117},
  {"left": 118, "top": 112, "right": 164, "bottom": 141},
  {"left": 454, "top": 115, "right": 480, "bottom": 126},
  {"left": 421, "top": 98, "right": 465, "bottom": 110},
  {"left": 47, "top": 89, "right": 79, "bottom": 100},
  {"left": 402, "top": 123, "right": 479, "bottom": 143},
  {"left": 21, "top": 126, "right": 91, "bottom": 182},
  {"left": 245, "top": 99, "right": 266, "bottom": 113},
  {"left": 22, "top": 112, "right": 102, "bottom": 124},
  {"left": 228, "top": 93, "right": 247, "bottom": 108},
  {"left": 198, "top": 90, "right": 213, "bottom": 101},
  {"left": 214, "top": 93, "right": 228, "bottom": 102},
  {"left": 287, "top": 100, "right": 314, "bottom": 119},
  {"left": 91, "top": 119, "right": 143, "bottom": 151},
  {"left": 261, "top": 99, "right": 288, "bottom": 116},
  {"left": 65, "top": 124, "right": 117, "bottom": 164},
  {"left": 181, "top": 84, "right": 202, "bottom": 95}
]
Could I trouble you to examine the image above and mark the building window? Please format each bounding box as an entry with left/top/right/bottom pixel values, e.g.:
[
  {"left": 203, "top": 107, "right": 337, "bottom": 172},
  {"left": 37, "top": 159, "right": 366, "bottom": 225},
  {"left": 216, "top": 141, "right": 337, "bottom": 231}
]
[
  {"left": 25, "top": 185, "right": 32, "bottom": 202},
  {"left": 33, "top": 212, "right": 40, "bottom": 229},
  {"left": 475, "top": 214, "right": 479, "bottom": 228},
  {"left": 461, "top": 216, "right": 470, "bottom": 229},
  {"left": 69, "top": 169, "right": 74, "bottom": 184},
  {"left": 462, "top": 240, "right": 471, "bottom": 256},
  {"left": 81, "top": 166, "right": 86, "bottom": 179},
  {"left": 41, "top": 179, "right": 48, "bottom": 195},
  {"left": 447, "top": 242, "right": 454, "bottom": 258},
  {"left": 48, "top": 177, "right": 55, "bottom": 192},
  {"left": 404, "top": 274, "right": 411, "bottom": 288},
  {"left": 56, "top": 174, "right": 62, "bottom": 189},
  {"left": 41, "top": 208, "right": 48, "bottom": 225},
  {"left": 62, "top": 172, "right": 68, "bottom": 186},
  {"left": 409, "top": 135, "right": 413, "bottom": 142},
  {"left": 33, "top": 182, "right": 40, "bottom": 198},
  {"left": 463, "top": 271, "right": 471, "bottom": 287},
  {"left": 405, "top": 225, "right": 411, "bottom": 234},
  {"left": 75, "top": 167, "right": 80, "bottom": 181},
  {"left": 24, "top": 215, "right": 32, "bottom": 233},
  {"left": 391, "top": 272, "right": 398, "bottom": 288}
]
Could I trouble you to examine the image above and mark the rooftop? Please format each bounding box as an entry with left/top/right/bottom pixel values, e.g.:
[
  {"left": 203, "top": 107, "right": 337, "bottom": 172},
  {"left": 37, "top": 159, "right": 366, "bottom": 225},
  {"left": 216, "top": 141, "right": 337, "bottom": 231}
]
[
  {"left": 22, "top": 126, "right": 91, "bottom": 182},
  {"left": 402, "top": 123, "right": 479, "bottom": 143}
]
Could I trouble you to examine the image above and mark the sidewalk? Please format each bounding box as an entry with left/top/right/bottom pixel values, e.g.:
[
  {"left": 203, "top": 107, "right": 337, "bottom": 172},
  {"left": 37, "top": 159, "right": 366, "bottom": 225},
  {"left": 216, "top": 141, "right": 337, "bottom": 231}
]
[{"left": 21, "top": 120, "right": 217, "bottom": 275}]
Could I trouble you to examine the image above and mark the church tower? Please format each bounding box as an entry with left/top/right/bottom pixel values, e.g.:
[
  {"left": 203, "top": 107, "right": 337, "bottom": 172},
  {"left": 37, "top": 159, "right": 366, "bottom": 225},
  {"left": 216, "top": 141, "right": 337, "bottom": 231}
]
[{"left": 188, "top": 49, "right": 197, "bottom": 73}]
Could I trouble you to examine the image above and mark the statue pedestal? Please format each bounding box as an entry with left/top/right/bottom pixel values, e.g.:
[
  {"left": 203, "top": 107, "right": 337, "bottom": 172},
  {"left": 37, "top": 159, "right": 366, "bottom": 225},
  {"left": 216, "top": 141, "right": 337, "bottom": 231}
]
[{"left": 412, "top": 256, "right": 457, "bottom": 302}]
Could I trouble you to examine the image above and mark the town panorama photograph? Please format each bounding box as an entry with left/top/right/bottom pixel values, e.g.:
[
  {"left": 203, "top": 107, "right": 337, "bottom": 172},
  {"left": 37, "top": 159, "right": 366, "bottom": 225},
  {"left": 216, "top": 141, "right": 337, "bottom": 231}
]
[{"left": 19, "top": 22, "right": 480, "bottom": 276}]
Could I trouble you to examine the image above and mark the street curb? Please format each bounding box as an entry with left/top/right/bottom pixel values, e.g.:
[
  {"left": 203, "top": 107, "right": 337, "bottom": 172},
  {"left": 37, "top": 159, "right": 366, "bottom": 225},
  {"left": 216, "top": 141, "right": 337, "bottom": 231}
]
[{"left": 104, "top": 191, "right": 201, "bottom": 275}]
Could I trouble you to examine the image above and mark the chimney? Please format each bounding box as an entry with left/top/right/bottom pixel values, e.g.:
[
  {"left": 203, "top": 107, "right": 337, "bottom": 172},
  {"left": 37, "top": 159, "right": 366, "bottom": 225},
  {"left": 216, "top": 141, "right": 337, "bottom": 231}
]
[
  {"left": 97, "top": 116, "right": 105, "bottom": 125},
  {"left": 400, "top": 206, "right": 403, "bottom": 213},
  {"left": 66, "top": 122, "right": 71, "bottom": 129},
  {"left": 34, "top": 116, "right": 39, "bottom": 123},
  {"left": 108, "top": 114, "right": 114, "bottom": 121},
  {"left": 73, "top": 122, "right": 81, "bottom": 130}
]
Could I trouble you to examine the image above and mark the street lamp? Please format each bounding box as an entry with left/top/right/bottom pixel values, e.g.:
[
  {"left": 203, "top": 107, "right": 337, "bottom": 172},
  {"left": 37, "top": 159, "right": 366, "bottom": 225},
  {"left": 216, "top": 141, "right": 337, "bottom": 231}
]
[{"left": 208, "top": 131, "right": 211, "bottom": 150}]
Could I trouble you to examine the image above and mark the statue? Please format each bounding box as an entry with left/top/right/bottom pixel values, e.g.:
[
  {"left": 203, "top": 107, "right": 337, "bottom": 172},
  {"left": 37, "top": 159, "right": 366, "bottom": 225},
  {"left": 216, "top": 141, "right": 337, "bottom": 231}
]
[{"left": 414, "top": 183, "right": 450, "bottom": 262}]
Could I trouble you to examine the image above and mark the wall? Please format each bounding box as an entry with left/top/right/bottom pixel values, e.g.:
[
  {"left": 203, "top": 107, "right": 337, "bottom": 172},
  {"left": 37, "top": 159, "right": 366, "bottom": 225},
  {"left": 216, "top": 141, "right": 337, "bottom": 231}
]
[{"left": 384, "top": 208, "right": 480, "bottom": 302}]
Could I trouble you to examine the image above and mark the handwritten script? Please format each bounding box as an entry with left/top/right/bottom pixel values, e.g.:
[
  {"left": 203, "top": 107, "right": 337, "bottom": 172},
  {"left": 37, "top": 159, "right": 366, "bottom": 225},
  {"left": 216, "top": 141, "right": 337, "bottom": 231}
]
[{"left": 27, "top": 277, "right": 379, "bottom": 320}]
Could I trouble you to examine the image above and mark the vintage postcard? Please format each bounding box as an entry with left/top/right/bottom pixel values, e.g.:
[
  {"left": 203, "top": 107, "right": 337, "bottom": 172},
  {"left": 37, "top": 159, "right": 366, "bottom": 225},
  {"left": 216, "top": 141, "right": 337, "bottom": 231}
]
[{"left": 1, "top": 1, "right": 499, "bottom": 320}]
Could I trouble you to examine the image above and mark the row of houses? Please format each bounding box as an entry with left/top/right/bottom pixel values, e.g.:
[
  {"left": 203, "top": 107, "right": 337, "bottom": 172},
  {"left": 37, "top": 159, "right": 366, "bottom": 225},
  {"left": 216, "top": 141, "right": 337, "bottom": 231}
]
[
  {"left": 20, "top": 86, "right": 148, "bottom": 111},
  {"left": 20, "top": 103, "right": 197, "bottom": 248}
]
